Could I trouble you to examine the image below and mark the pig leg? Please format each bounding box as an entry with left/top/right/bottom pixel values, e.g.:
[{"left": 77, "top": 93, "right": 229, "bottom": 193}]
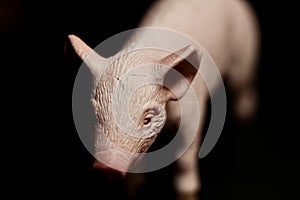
[
  {"left": 172, "top": 91, "right": 208, "bottom": 200},
  {"left": 227, "top": 0, "right": 259, "bottom": 122},
  {"left": 227, "top": 47, "right": 259, "bottom": 123},
  {"left": 174, "top": 131, "right": 203, "bottom": 200}
]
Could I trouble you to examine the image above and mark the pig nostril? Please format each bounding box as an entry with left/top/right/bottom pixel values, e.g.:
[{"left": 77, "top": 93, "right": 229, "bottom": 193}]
[{"left": 93, "top": 160, "right": 126, "bottom": 181}]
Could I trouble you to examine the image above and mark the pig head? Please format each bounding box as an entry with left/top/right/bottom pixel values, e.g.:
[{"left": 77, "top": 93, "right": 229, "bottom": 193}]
[{"left": 68, "top": 35, "right": 202, "bottom": 180}]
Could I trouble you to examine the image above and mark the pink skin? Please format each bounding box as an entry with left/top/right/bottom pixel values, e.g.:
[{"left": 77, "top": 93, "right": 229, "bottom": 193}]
[{"left": 69, "top": 0, "right": 259, "bottom": 198}]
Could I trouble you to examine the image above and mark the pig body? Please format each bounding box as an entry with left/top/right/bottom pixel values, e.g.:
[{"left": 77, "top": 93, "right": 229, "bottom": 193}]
[
  {"left": 136, "top": 0, "right": 259, "bottom": 196},
  {"left": 69, "top": 0, "right": 259, "bottom": 199}
]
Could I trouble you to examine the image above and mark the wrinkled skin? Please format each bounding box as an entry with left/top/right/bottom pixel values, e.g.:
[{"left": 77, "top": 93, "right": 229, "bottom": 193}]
[{"left": 69, "top": 0, "right": 259, "bottom": 199}]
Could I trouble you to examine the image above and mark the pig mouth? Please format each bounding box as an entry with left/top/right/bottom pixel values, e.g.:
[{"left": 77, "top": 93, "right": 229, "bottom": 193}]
[{"left": 94, "top": 150, "right": 137, "bottom": 173}]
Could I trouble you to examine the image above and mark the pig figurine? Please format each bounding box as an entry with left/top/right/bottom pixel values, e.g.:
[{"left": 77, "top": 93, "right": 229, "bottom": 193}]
[{"left": 68, "top": 0, "right": 259, "bottom": 199}]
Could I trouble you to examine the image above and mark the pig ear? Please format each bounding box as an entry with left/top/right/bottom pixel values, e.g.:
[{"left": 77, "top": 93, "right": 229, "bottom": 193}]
[
  {"left": 160, "top": 45, "right": 202, "bottom": 101},
  {"left": 68, "top": 34, "right": 105, "bottom": 78}
]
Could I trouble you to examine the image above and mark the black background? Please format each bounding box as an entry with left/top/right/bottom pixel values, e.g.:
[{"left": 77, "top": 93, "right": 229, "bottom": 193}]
[{"left": 2, "top": 0, "right": 299, "bottom": 199}]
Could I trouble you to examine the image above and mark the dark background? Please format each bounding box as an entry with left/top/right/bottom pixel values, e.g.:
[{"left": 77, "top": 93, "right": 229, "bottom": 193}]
[{"left": 2, "top": 0, "right": 299, "bottom": 199}]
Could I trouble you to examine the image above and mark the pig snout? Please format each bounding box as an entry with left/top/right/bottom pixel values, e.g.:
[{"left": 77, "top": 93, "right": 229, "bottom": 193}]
[
  {"left": 93, "top": 151, "right": 134, "bottom": 181},
  {"left": 93, "top": 160, "right": 126, "bottom": 181}
]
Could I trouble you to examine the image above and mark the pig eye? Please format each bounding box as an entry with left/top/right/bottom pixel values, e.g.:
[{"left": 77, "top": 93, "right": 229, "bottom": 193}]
[
  {"left": 143, "top": 114, "right": 153, "bottom": 126},
  {"left": 143, "top": 108, "right": 159, "bottom": 126}
]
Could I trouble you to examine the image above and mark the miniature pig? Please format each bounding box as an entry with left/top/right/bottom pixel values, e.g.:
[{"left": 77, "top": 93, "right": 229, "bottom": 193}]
[{"left": 69, "top": 0, "right": 259, "bottom": 199}]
